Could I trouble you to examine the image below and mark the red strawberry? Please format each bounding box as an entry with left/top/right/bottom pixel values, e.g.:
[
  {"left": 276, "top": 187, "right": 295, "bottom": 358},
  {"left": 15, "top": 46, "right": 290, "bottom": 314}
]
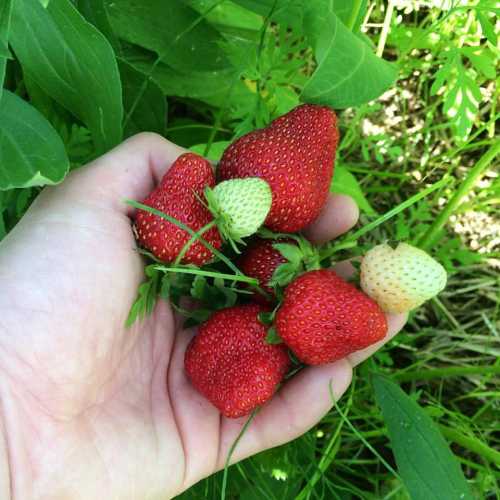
[
  {"left": 135, "top": 153, "right": 222, "bottom": 265},
  {"left": 185, "top": 304, "right": 290, "bottom": 418},
  {"left": 238, "top": 238, "right": 290, "bottom": 303},
  {"left": 219, "top": 104, "right": 339, "bottom": 232},
  {"left": 276, "top": 270, "right": 387, "bottom": 365}
]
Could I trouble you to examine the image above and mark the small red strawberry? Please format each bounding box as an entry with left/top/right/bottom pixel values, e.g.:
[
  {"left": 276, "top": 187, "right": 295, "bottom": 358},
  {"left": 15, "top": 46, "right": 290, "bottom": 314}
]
[
  {"left": 185, "top": 303, "right": 290, "bottom": 418},
  {"left": 238, "top": 238, "right": 290, "bottom": 303},
  {"left": 219, "top": 104, "right": 339, "bottom": 232},
  {"left": 134, "top": 153, "right": 222, "bottom": 265},
  {"left": 276, "top": 270, "right": 387, "bottom": 365}
]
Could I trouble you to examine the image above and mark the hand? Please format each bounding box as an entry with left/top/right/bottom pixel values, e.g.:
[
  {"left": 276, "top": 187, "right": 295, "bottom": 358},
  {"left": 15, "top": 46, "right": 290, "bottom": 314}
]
[{"left": 0, "top": 133, "right": 407, "bottom": 500}]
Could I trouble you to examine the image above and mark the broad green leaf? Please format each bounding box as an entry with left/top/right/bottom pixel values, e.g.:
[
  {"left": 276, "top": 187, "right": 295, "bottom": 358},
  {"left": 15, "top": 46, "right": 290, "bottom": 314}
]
[
  {"left": 106, "top": 0, "right": 229, "bottom": 73},
  {"left": 373, "top": 375, "right": 474, "bottom": 500},
  {"left": 119, "top": 60, "right": 167, "bottom": 137},
  {"left": 127, "top": 51, "right": 238, "bottom": 101},
  {"left": 0, "top": 0, "right": 12, "bottom": 100},
  {"left": 231, "top": 0, "right": 306, "bottom": 29},
  {"left": 76, "top": 0, "right": 120, "bottom": 51},
  {"left": 0, "top": 91, "right": 69, "bottom": 190},
  {"left": 125, "top": 49, "right": 254, "bottom": 120},
  {"left": 10, "top": 0, "right": 123, "bottom": 153},
  {"left": 184, "top": 0, "right": 262, "bottom": 38},
  {"left": 302, "top": 6, "right": 397, "bottom": 108},
  {"left": 330, "top": 165, "right": 376, "bottom": 215},
  {"left": 331, "top": 0, "right": 367, "bottom": 31}
]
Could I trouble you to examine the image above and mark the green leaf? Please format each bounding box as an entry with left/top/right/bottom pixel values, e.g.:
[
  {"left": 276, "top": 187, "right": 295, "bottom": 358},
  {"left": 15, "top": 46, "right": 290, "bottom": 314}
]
[
  {"left": 76, "top": 0, "right": 120, "bottom": 50},
  {"left": 10, "top": 0, "right": 123, "bottom": 154},
  {"left": 126, "top": 50, "right": 251, "bottom": 111},
  {"left": 266, "top": 327, "right": 283, "bottom": 345},
  {"left": 330, "top": 165, "right": 376, "bottom": 215},
  {"left": 0, "top": 212, "right": 5, "bottom": 240},
  {"left": 231, "top": 0, "right": 306, "bottom": 29},
  {"left": 190, "top": 141, "right": 230, "bottom": 161},
  {"left": 301, "top": 5, "right": 397, "bottom": 108},
  {"left": 184, "top": 0, "right": 263, "bottom": 37},
  {"left": 126, "top": 264, "right": 161, "bottom": 327},
  {"left": 431, "top": 51, "right": 482, "bottom": 141},
  {"left": 258, "top": 311, "right": 274, "bottom": 325},
  {"left": 332, "top": 0, "right": 367, "bottom": 31},
  {"left": 106, "top": 0, "right": 229, "bottom": 73},
  {"left": 373, "top": 375, "right": 474, "bottom": 500},
  {"left": 272, "top": 243, "right": 301, "bottom": 264},
  {"left": 0, "top": 0, "right": 12, "bottom": 101},
  {"left": 0, "top": 91, "right": 70, "bottom": 190},
  {"left": 443, "top": 61, "right": 481, "bottom": 140},
  {"left": 119, "top": 59, "right": 167, "bottom": 137},
  {"left": 477, "top": 11, "right": 498, "bottom": 46},
  {"left": 462, "top": 46, "right": 496, "bottom": 79},
  {"left": 270, "top": 262, "right": 299, "bottom": 287}
]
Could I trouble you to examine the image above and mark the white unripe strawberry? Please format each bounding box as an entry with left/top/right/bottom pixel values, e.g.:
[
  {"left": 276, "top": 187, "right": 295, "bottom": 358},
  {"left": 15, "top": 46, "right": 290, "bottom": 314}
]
[
  {"left": 360, "top": 243, "right": 447, "bottom": 313},
  {"left": 205, "top": 178, "right": 272, "bottom": 244}
]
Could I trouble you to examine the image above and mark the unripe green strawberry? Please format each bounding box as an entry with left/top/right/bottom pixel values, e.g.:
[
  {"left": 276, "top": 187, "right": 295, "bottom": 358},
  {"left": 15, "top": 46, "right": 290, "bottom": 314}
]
[
  {"left": 206, "top": 178, "right": 272, "bottom": 244},
  {"left": 360, "top": 243, "right": 447, "bottom": 313}
]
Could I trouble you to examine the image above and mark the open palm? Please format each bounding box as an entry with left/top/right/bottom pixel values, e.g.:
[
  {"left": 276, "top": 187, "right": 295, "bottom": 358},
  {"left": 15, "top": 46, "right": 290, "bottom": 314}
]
[{"left": 0, "top": 133, "right": 406, "bottom": 500}]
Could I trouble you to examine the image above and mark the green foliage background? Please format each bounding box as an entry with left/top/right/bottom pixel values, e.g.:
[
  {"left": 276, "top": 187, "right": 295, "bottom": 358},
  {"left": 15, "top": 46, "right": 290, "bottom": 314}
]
[{"left": 1, "top": 0, "right": 499, "bottom": 498}]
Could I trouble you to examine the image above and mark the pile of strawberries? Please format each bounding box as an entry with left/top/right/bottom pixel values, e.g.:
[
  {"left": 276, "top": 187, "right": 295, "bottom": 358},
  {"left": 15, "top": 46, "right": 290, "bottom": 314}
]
[{"left": 132, "top": 104, "right": 447, "bottom": 419}]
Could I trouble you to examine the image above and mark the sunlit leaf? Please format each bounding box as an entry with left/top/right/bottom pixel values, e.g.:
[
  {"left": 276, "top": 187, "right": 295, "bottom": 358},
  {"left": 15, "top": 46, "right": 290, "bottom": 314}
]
[{"left": 301, "top": 4, "right": 397, "bottom": 108}]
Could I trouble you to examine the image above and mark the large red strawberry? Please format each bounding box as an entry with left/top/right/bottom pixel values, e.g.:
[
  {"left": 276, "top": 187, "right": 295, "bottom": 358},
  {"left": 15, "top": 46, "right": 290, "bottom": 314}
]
[
  {"left": 219, "top": 104, "right": 338, "bottom": 232},
  {"left": 135, "top": 153, "right": 222, "bottom": 265},
  {"left": 185, "top": 304, "right": 290, "bottom": 418},
  {"left": 276, "top": 270, "right": 387, "bottom": 365}
]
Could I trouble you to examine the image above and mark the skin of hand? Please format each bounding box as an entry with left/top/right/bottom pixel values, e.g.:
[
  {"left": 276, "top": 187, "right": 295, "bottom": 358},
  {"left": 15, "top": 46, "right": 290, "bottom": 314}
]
[{"left": 0, "top": 133, "right": 407, "bottom": 500}]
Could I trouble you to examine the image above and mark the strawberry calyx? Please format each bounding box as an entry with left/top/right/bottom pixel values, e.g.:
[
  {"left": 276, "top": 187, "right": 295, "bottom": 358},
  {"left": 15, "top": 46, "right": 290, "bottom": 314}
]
[
  {"left": 257, "top": 229, "right": 322, "bottom": 289},
  {"left": 258, "top": 309, "right": 284, "bottom": 345}
]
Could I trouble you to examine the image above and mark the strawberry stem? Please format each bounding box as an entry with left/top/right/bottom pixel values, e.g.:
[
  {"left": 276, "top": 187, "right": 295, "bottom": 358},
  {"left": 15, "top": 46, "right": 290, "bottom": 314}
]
[
  {"left": 318, "top": 176, "right": 450, "bottom": 261},
  {"left": 220, "top": 409, "right": 259, "bottom": 500},
  {"left": 417, "top": 142, "right": 500, "bottom": 251},
  {"left": 153, "top": 265, "right": 259, "bottom": 285},
  {"left": 174, "top": 218, "right": 219, "bottom": 266},
  {"left": 126, "top": 199, "right": 271, "bottom": 300}
]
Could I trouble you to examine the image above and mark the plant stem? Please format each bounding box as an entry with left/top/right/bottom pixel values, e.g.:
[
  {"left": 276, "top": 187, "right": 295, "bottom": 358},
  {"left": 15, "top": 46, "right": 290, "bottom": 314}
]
[
  {"left": 320, "top": 176, "right": 449, "bottom": 261},
  {"left": 438, "top": 425, "right": 500, "bottom": 465},
  {"left": 155, "top": 266, "right": 258, "bottom": 285},
  {"left": 347, "top": 0, "right": 363, "bottom": 31},
  {"left": 394, "top": 365, "right": 500, "bottom": 382},
  {"left": 174, "top": 219, "right": 218, "bottom": 266},
  {"left": 418, "top": 142, "right": 500, "bottom": 251},
  {"left": 376, "top": 0, "right": 395, "bottom": 57},
  {"left": 126, "top": 200, "right": 242, "bottom": 277},
  {"left": 220, "top": 410, "right": 258, "bottom": 500}
]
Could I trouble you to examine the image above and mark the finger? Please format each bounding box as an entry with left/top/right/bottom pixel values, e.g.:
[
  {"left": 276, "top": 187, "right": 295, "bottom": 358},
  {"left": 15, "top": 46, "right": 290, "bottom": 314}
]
[
  {"left": 330, "top": 261, "right": 408, "bottom": 367},
  {"left": 216, "top": 359, "right": 352, "bottom": 468},
  {"left": 303, "top": 194, "right": 359, "bottom": 244},
  {"left": 347, "top": 312, "right": 407, "bottom": 367},
  {"left": 168, "top": 327, "right": 221, "bottom": 488},
  {"left": 49, "top": 133, "right": 187, "bottom": 215}
]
